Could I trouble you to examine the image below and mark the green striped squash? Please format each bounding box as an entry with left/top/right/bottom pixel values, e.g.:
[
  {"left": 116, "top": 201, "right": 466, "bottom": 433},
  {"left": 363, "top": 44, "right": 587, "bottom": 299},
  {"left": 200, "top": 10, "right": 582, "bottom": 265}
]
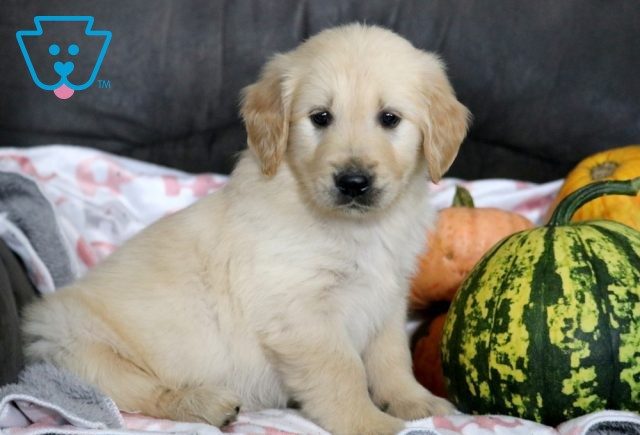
[{"left": 441, "top": 177, "right": 640, "bottom": 425}]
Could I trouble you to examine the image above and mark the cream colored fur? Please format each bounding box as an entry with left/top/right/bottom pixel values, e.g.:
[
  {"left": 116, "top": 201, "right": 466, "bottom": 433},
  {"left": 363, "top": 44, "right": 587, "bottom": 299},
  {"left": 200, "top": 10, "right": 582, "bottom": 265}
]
[{"left": 22, "top": 24, "right": 470, "bottom": 435}]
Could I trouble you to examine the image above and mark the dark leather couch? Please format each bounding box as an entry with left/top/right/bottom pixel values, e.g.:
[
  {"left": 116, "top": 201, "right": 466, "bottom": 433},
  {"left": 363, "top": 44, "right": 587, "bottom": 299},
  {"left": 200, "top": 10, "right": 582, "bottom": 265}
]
[
  {"left": 2, "top": 0, "right": 640, "bottom": 183},
  {"left": 1, "top": 0, "right": 639, "bottom": 385}
]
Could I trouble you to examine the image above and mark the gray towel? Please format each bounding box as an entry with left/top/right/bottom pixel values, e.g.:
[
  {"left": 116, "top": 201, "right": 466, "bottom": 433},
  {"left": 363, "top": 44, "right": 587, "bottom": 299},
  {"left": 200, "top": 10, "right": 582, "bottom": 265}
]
[
  {"left": 0, "top": 172, "right": 74, "bottom": 288},
  {"left": 0, "top": 362, "right": 123, "bottom": 429}
]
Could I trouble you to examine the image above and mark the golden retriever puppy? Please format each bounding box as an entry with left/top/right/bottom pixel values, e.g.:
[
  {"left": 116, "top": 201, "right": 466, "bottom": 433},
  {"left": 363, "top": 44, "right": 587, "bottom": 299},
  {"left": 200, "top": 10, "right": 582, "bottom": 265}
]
[{"left": 22, "top": 24, "right": 469, "bottom": 435}]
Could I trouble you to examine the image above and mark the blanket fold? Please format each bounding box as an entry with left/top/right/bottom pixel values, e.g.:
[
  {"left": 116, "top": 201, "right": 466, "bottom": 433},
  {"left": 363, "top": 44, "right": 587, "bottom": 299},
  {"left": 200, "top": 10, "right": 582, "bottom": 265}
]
[
  {"left": 0, "top": 172, "right": 74, "bottom": 291},
  {"left": 0, "top": 363, "right": 124, "bottom": 430}
]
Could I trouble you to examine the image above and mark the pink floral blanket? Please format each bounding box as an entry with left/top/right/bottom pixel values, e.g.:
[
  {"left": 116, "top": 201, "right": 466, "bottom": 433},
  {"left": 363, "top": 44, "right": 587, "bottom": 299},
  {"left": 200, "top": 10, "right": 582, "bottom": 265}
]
[{"left": 0, "top": 145, "right": 637, "bottom": 435}]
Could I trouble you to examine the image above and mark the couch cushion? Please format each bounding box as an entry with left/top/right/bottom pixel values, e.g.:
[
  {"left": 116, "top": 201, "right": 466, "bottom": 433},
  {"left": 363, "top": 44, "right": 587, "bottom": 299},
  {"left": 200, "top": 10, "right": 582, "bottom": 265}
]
[{"left": 1, "top": 0, "right": 639, "bottom": 181}]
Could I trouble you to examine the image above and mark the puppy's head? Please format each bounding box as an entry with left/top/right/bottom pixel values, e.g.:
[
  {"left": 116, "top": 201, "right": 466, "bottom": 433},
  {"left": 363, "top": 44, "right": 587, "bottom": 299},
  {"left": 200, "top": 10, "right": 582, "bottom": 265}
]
[{"left": 241, "top": 24, "right": 470, "bottom": 216}]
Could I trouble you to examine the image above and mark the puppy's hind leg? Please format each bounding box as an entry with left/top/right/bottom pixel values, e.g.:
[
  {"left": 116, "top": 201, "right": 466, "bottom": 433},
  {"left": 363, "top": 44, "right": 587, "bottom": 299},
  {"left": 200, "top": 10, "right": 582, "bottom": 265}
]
[
  {"left": 66, "top": 343, "right": 241, "bottom": 426},
  {"left": 23, "top": 296, "right": 240, "bottom": 426}
]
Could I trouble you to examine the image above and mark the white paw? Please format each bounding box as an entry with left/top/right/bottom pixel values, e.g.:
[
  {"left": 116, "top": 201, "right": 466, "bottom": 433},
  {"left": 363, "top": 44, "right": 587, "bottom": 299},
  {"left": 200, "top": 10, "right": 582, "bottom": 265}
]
[
  {"left": 386, "top": 389, "right": 456, "bottom": 420},
  {"left": 325, "top": 407, "right": 405, "bottom": 435},
  {"left": 164, "top": 385, "right": 242, "bottom": 426}
]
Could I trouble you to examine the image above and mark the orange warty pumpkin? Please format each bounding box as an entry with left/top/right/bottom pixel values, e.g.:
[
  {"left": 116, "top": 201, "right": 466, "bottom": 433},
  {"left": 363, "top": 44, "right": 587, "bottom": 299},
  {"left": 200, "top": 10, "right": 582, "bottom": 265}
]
[
  {"left": 409, "top": 186, "right": 534, "bottom": 309},
  {"left": 545, "top": 145, "right": 640, "bottom": 231}
]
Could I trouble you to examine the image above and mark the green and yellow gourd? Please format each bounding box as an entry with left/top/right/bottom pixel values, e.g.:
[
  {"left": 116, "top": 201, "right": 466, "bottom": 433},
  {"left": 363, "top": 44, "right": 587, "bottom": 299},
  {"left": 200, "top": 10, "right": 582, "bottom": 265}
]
[{"left": 441, "top": 177, "right": 640, "bottom": 425}]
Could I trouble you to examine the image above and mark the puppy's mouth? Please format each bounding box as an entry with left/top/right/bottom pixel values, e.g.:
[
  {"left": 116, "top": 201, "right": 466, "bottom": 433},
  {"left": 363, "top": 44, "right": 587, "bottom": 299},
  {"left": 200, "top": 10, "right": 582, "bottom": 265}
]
[
  {"left": 343, "top": 202, "right": 374, "bottom": 214},
  {"left": 334, "top": 189, "right": 380, "bottom": 212}
]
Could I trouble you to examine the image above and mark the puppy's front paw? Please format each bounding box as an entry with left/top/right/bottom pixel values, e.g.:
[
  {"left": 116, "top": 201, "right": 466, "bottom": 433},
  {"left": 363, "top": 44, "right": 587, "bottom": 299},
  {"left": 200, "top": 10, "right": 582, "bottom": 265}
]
[
  {"left": 160, "top": 385, "right": 241, "bottom": 426},
  {"left": 365, "top": 412, "right": 406, "bottom": 435},
  {"left": 325, "top": 407, "right": 405, "bottom": 435},
  {"left": 386, "top": 389, "right": 456, "bottom": 420}
]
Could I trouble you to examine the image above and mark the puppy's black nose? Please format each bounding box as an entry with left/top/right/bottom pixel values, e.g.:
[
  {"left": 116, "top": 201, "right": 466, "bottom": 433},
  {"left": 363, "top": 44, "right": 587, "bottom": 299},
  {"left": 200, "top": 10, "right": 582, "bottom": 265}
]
[{"left": 335, "top": 172, "right": 372, "bottom": 197}]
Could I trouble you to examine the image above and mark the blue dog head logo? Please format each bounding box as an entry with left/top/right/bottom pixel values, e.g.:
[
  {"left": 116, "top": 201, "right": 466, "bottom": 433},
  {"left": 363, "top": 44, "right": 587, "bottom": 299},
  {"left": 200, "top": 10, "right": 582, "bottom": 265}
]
[{"left": 16, "top": 16, "right": 111, "bottom": 99}]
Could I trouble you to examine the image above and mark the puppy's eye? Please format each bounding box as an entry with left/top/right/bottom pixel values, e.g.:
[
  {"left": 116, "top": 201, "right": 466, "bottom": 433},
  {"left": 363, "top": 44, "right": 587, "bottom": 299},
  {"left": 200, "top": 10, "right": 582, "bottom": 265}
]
[
  {"left": 379, "top": 112, "right": 401, "bottom": 129},
  {"left": 310, "top": 111, "right": 333, "bottom": 128}
]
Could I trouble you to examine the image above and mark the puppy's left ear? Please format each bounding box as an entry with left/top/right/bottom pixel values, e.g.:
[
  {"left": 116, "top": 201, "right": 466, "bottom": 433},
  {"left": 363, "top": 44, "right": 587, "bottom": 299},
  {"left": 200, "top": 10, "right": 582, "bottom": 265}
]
[
  {"left": 420, "top": 55, "right": 471, "bottom": 183},
  {"left": 240, "top": 54, "right": 293, "bottom": 177}
]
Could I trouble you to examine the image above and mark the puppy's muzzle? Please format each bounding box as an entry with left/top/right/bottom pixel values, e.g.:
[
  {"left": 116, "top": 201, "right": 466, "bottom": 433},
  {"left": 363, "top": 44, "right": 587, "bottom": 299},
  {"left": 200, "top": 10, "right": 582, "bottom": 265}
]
[
  {"left": 332, "top": 167, "right": 379, "bottom": 211},
  {"left": 334, "top": 171, "right": 372, "bottom": 198}
]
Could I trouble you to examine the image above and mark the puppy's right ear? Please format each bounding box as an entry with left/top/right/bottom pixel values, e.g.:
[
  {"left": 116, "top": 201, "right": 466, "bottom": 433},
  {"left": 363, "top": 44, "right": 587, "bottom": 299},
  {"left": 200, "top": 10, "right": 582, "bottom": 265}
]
[{"left": 240, "top": 55, "right": 292, "bottom": 177}]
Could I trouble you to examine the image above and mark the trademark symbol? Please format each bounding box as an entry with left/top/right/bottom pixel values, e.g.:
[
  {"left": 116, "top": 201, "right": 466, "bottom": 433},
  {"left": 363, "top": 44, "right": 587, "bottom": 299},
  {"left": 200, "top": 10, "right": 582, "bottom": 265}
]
[{"left": 98, "top": 79, "right": 111, "bottom": 89}]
